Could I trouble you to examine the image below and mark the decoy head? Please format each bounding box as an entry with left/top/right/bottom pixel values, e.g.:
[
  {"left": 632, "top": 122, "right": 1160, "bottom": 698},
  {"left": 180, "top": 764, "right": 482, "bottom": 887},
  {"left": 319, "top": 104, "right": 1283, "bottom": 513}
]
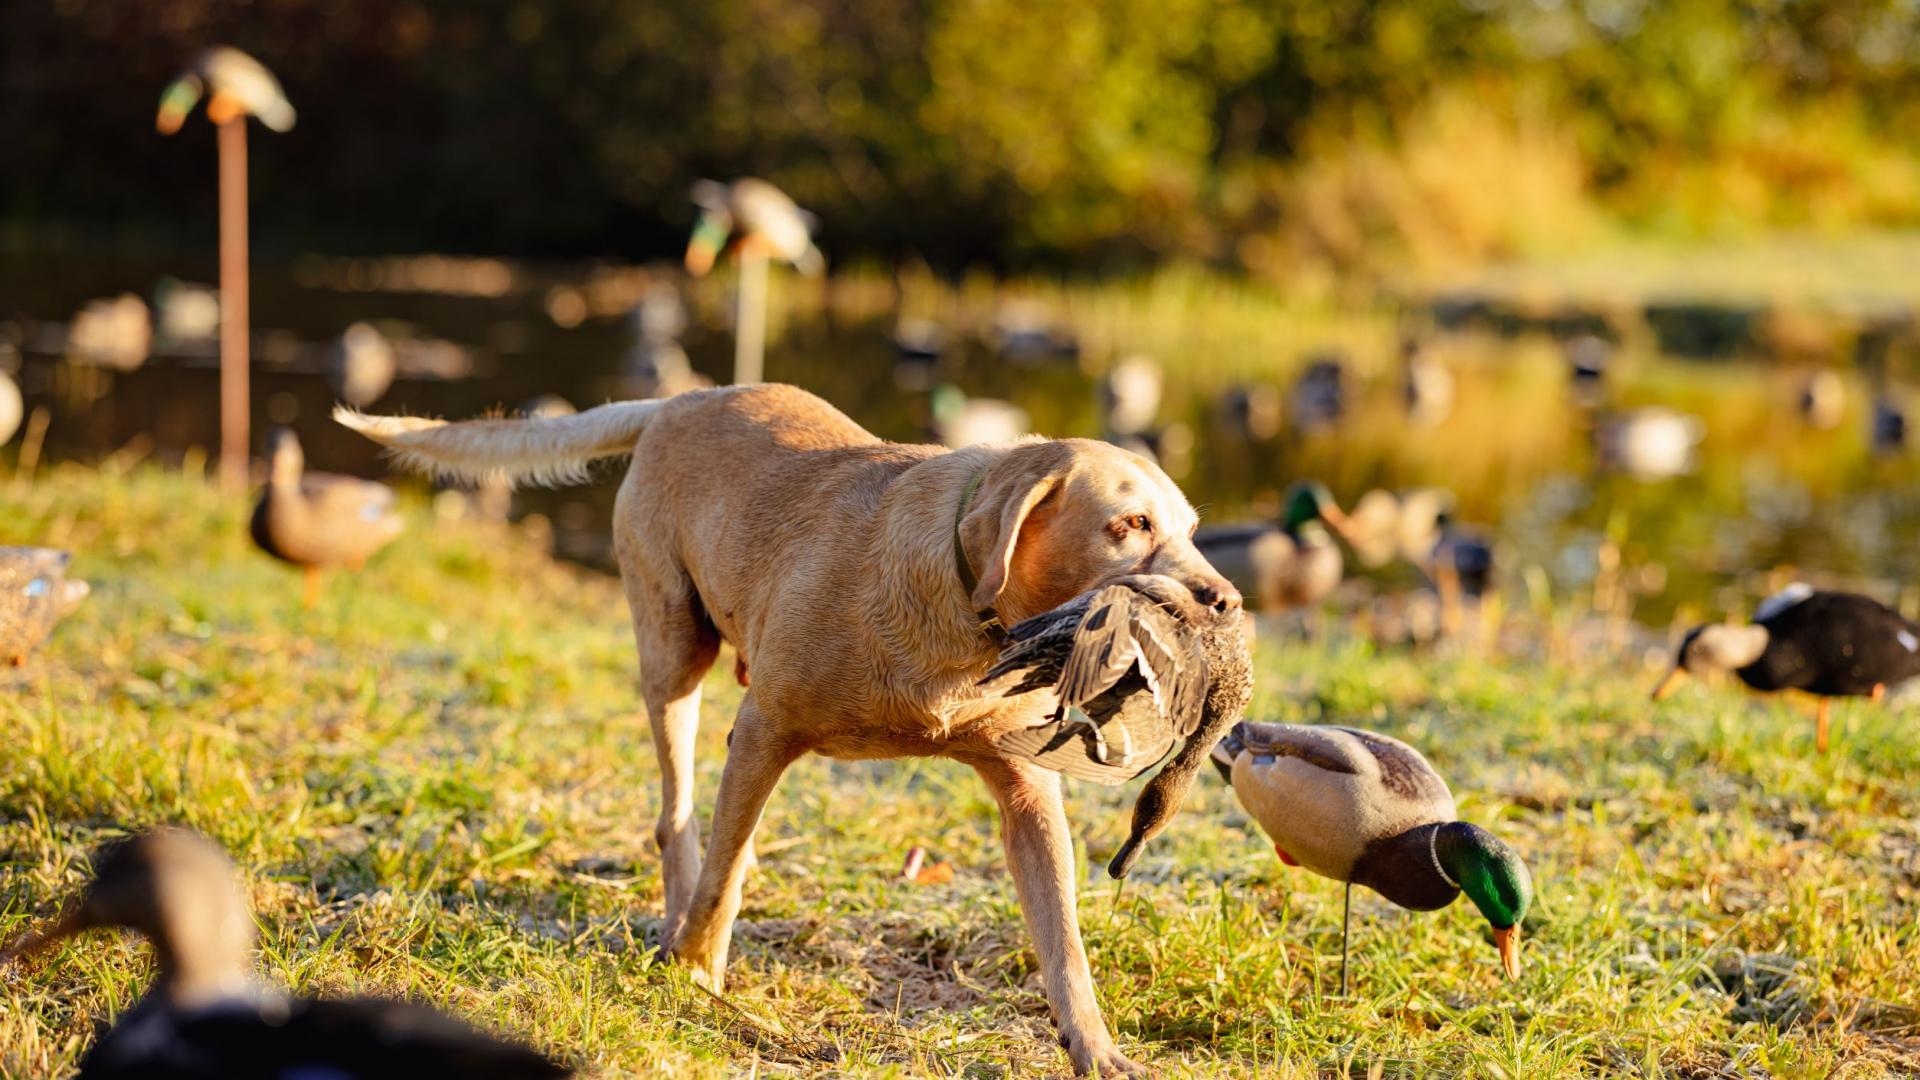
[
  {"left": 265, "top": 427, "right": 305, "bottom": 487},
  {"left": 1434, "top": 821, "right": 1533, "bottom": 979},
  {"left": 1652, "top": 622, "right": 1769, "bottom": 700},
  {"left": 1282, "top": 481, "right": 1353, "bottom": 541},
  {"left": 1, "top": 829, "right": 255, "bottom": 1002},
  {"left": 156, "top": 71, "right": 205, "bottom": 135},
  {"left": 684, "top": 180, "right": 735, "bottom": 276}
]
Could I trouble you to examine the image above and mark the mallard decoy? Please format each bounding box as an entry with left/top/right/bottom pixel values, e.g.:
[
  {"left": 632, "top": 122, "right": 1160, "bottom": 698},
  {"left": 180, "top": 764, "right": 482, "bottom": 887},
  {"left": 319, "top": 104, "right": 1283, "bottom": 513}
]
[
  {"left": 983, "top": 575, "right": 1212, "bottom": 782},
  {"left": 1, "top": 828, "right": 568, "bottom": 1079},
  {"left": 66, "top": 294, "right": 152, "bottom": 372},
  {"left": 1216, "top": 383, "right": 1283, "bottom": 443},
  {"left": 1401, "top": 336, "right": 1454, "bottom": 428},
  {"left": 1210, "top": 722, "right": 1533, "bottom": 987},
  {"left": 0, "top": 547, "right": 88, "bottom": 665},
  {"left": 1340, "top": 487, "right": 1453, "bottom": 570},
  {"left": 1652, "top": 585, "right": 1920, "bottom": 752},
  {"left": 156, "top": 47, "right": 295, "bottom": 135},
  {"left": 1797, "top": 370, "right": 1844, "bottom": 431},
  {"left": 1101, "top": 356, "right": 1163, "bottom": 438},
  {"left": 1290, "top": 353, "right": 1347, "bottom": 433},
  {"left": 1594, "top": 407, "right": 1704, "bottom": 480},
  {"left": 981, "top": 575, "right": 1253, "bottom": 878},
  {"left": 1872, "top": 392, "right": 1908, "bottom": 456},
  {"left": 1194, "top": 482, "right": 1352, "bottom": 613},
  {"left": 0, "top": 368, "right": 21, "bottom": 445},
  {"left": 928, "top": 383, "right": 1028, "bottom": 447},
  {"left": 1566, "top": 334, "right": 1610, "bottom": 408},
  {"left": 683, "top": 178, "right": 824, "bottom": 277},
  {"left": 328, "top": 322, "right": 395, "bottom": 408},
  {"left": 250, "top": 429, "right": 404, "bottom": 608}
]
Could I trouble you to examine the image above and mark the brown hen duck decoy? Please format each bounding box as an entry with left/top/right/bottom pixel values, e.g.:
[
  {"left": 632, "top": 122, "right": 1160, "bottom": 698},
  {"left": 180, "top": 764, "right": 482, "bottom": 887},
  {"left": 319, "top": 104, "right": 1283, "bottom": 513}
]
[
  {"left": 1211, "top": 721, "right": 1533, "bottom": 989},
  {"left": 1653, "top": 584, "right": 1920, "bottom": 751},
  {"left": 0, "top": 547, "right": 89, "bottom": 665},
  {"left": 1, "top": 828, "right": 569, "bottom": 1079},
  {"left": 250, "top": 428, "right": 404, "bottom": 607},
  {"left": 980, "top": 574, "right": 1253, "bottom": 878}
]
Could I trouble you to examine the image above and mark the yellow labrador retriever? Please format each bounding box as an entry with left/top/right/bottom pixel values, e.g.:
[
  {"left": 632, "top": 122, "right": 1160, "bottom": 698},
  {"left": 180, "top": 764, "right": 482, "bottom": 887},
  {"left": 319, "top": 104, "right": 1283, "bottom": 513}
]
[{"left": 339, "top": 384, "right": 1239, "bottom": 1074}]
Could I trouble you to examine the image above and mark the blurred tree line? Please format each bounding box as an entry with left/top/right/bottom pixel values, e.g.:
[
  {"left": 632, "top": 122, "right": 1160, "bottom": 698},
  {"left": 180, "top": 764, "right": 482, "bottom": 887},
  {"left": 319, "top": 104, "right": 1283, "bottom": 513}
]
[{"left": 7, "top": 0, "right": 1920, "bottom": 277}]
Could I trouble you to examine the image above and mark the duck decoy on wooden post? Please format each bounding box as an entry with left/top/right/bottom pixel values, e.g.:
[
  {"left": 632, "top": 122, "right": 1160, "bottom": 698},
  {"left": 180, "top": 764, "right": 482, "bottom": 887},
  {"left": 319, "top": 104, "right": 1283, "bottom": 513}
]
[
  {"left": 157, "top": 46, "right": 295, "bottom": 493},
  {"left": 0, "top": 828, "right": 569, "bottom": 1079},
  {"left": 1195, "top": 482, "right": 1353, "bottom": 613},
  {"left": 683, "top": 178, "right": 824, "bottom": 386},
  {"left": 250, "top": 428, "right": 404, "bottom": 608},
  {"left": 1653, "top": 585, "right": 1920, "bottom": 752},
  {"left": 0, "top": 547, "right": 88, "bottom": 666},
  {"left": 1210, "top": 722, "right": 1533, "bottom": 988}
]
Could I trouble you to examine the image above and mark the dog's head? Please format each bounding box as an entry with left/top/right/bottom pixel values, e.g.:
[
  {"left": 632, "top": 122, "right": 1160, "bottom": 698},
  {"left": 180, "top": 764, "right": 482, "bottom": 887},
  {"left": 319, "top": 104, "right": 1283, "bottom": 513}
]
[{"left": 959, "top": 439, "right": 1240, "bottom": 627}]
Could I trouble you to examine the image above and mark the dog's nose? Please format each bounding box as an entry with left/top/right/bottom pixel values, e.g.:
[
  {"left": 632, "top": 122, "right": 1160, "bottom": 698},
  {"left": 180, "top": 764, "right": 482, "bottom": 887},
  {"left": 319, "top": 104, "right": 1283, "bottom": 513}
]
[{"left": 1189, "top": 578, "right": 1242, "bottom": 614}]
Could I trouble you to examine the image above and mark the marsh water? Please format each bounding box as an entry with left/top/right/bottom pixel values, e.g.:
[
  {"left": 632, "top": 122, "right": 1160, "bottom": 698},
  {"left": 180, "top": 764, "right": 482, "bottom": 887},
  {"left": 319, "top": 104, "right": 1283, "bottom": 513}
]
[{"left": 8, "top": 249, "right": 1920, "bottom": 628}]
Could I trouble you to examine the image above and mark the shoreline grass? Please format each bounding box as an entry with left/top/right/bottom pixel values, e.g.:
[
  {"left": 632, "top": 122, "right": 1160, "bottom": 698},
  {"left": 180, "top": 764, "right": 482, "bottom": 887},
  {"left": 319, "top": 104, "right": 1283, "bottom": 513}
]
[{"left": 3, "top": 467, "right": 1918, "bottom": 1077}]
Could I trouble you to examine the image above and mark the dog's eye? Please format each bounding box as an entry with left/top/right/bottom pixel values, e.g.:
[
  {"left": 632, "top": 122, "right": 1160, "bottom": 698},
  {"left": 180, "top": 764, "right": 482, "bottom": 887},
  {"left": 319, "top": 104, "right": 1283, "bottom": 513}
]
[{"left": 1125, "top": 514, "right": 1152, "bottom": 533}]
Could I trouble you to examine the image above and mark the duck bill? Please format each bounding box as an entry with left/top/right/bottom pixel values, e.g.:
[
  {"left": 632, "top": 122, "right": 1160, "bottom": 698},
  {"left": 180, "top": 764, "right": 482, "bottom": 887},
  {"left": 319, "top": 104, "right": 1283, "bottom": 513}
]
[
  {"left": 1493, "top": 925, "right": 1521, "bottom": 980},
  {"left": 1317, "top": 501, "right": 1358, "bottom": 545},
  {"left": 1650, "top": 666, "right": 1688, "bottom": 702},
  {"left": 0, "top": 906, "right": 90, "bottom": 965}
]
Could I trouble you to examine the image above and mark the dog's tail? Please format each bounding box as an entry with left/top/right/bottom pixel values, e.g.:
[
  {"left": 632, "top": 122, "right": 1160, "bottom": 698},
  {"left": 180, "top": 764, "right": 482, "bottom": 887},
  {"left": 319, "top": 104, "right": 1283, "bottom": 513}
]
[{"left": 333, "top": 399, "right": 663, "bottom": 488}]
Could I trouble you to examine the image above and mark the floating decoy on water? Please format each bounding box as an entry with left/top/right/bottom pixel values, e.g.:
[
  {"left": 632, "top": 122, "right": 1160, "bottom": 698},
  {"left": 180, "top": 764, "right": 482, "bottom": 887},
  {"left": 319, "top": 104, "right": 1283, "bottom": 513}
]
[
  {"left": 66, "top": 294, "right": 152, "bottom": 372},
  {"left": 0, "top": 547, "right": 88, "bottom": 666},
  {"left": 990, "top": 301, "right": 1079, "bottom": 364},
  {"left": 0, "top": 828, "right": 569, "bottom": 1079},
  {"left": 1872, "top": 392, "right": 1908, "bottom": 456},
  {"left": 1101, "top": 356, "right": 1163, "bottom": 438},
  {"left": 153, "top": 278, "right": 221, "bottom": 348},
  {"left": 1401, "top": 336, "right": 1454, "bottom": 428},
  {"left": 683, "top": 178, "right": 824, "bottom": 277},
  {"left": 1653, "top": 585, "right": 1920, "bottom": 752},
  {"left": 0, "top": 368, "right": 21, "bottom": 445},
  {"left": 156, "top": 46, "right": 296, "bottom": 135},
  {"left": 1290, "top": 353, "right": 1348, "bottom": 433},
  {"left": 1798, "top": 370, "right": 1844, "bottom": 431},
  {"left": 1195, "top": 483, "right": 1352, "bottom": 613},
  {"left": 1210, "top": 722, "right": 1533, "bottom": 987},
  {"left": 1216, "top": 383, "right": 1283, "bottom": 443},
  {"left": 1566, "top": 334, "right": 1611, "bottom": 408},
  {"left": 327, "top": 322, "right": 395, "bottom": 408},
  {"left": 929, "top": 383, "right": 1028, "bottom": 447},
  {"left": 250, "top": 429, "right": 404, "bottom": 608},
  {"left": 1594, "top": 407, "right": 1704, "bottom": 480},
  {"left": 982, "top": 576, "right": 1253, "bottom": 878}
]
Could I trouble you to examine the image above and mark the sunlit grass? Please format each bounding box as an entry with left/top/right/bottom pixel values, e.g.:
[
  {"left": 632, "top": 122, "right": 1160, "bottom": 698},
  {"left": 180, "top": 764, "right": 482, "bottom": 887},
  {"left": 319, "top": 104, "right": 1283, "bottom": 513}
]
[{"left": 2, "top": 467, "right": 1918, "bottom": 1076}]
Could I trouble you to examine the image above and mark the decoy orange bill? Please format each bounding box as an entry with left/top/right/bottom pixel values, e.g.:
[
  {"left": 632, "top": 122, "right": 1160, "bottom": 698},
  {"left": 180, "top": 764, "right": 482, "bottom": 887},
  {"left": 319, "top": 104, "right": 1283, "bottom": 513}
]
[
  {"left": 1650, "top": 667, "right": 1688, "bottom": 701},
  {"left": 1494, "top": 925, "right": 1522, "bottom": 980}
]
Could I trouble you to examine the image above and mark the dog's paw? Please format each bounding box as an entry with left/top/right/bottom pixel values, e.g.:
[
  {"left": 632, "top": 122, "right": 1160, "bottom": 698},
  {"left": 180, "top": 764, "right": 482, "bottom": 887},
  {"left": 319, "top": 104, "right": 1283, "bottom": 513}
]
[{"left": 1064, "top": 1036, "right": 1147, "bottom": 1077}]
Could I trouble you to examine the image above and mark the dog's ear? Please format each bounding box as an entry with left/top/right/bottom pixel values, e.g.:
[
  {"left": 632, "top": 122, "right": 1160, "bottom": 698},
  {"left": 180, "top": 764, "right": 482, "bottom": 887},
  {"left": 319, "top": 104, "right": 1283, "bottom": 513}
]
[{"left": 960, "top": 446, "right": 1068, "bottom": 612}]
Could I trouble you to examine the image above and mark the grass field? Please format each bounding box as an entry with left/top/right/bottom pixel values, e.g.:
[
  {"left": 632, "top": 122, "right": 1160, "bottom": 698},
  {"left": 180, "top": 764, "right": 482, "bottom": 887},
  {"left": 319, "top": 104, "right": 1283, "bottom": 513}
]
[{"left": 3, "top": 466, "right": 1919, "bottom": 1078}]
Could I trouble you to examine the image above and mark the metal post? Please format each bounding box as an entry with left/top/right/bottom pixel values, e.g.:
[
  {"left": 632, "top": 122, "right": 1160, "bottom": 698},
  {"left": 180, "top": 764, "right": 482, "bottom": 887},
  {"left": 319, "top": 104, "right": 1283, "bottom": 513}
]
[
  {"left": 217, "top": 116, "right": 250, "bottom": 491},
  {"left": 733, "top": 251, "right": 767, "bottom": 385}
]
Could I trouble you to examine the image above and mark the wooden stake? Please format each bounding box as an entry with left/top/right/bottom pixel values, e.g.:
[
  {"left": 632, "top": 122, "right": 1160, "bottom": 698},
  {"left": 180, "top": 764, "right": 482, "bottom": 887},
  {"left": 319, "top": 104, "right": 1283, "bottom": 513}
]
[
  {"left": 733, "top": 251, "right": 767, "bottom": 385},
  {"left": 217, "top": 116, "right": 250, "bottom": 492}
]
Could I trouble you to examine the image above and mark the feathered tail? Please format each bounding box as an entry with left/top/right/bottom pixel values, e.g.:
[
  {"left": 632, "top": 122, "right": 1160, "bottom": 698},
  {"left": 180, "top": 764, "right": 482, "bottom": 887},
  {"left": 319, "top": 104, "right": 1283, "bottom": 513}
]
[{"left": 333, "top": 399, "right": 663, "bottom": 488}]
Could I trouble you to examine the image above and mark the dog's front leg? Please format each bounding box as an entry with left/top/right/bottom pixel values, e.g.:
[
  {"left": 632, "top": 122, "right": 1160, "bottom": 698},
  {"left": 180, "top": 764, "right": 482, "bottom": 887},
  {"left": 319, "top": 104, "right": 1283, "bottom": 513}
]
[
  {"left": 973, "top": 759, "right": 1146, "bottom": 1077},
  {"left": 669, "top": 695, "right": 801, "bottom": 990}
]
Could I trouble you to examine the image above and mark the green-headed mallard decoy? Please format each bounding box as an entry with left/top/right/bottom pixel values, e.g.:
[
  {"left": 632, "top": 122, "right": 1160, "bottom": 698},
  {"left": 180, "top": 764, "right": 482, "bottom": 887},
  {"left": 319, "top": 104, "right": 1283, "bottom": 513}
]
[
  {"left": 682, "top": 178, "right": 824, "bottom": 278},
  {"left": 1194, "top": 482, "right": 1351, "bottom": 613},
  {"left": 1211, "top": 722, "right": 1533, "bottom": 988},
  {"left": 0, "top": 547, "right": 88, "bottom": 666},
  {"left": 1, "top": 828, "right": 568, "bottom": 1079},
  {"left": 156, "top": 47, "right": 295, "bottom": 135},
  {"left": 981, "top": 574, "right": 1253, "bottom": 878},
  {"left": 250, "top": 428, "right": 403, "bottom": 608},
  {"left": 1652, "top": 584, "right": 1920, "bottom": 752}
]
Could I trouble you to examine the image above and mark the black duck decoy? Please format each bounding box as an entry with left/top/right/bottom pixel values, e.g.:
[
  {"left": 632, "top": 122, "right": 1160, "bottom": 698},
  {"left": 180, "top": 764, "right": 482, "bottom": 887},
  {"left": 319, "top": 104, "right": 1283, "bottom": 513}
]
[
  {"left": 2, "top": 828, "right": 569, "bottom": 1079},
  {"left": 1210, "top": 722, "right": 1534, "bottom": 987},
  {"left": 1653, "top": 584, "right": 1920, "bottom": 751}
]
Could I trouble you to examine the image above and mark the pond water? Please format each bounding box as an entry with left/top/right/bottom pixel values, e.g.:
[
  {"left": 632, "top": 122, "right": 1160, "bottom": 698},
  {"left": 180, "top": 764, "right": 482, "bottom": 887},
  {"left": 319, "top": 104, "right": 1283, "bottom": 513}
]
[{"left": 6, "top": 250, "right": 1920, "bottom": 629}]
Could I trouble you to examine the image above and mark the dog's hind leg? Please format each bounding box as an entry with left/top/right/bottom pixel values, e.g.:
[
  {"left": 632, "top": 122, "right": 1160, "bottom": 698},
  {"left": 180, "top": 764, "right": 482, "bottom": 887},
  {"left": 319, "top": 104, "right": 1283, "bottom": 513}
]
[
  {"left": 670, "top": 694, "right": 803, "bottom": 990},
  {"left": 971, "top": 758, "right": 1145, "bottom": 1077}
]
